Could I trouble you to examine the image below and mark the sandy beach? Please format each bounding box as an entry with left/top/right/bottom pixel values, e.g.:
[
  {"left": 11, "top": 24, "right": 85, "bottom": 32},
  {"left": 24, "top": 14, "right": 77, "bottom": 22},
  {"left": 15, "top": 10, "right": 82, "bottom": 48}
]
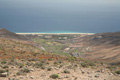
[{"left": 16, "top": 33, "right": 95, "bottom": 35}]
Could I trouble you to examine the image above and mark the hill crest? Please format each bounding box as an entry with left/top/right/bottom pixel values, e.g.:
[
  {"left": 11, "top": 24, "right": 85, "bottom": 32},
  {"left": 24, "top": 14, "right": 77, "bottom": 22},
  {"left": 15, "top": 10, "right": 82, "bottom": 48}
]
[{"left": 0, "top": 28, "right": 28, "bottom": 40}]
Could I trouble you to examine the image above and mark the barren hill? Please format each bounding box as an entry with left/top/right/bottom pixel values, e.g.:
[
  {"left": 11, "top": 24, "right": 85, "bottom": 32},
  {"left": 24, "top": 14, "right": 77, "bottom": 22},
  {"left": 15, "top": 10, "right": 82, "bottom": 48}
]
[
  {"left": 80, "top": 32, "right": 120, "bottom": 64},
  {"left": 0, "top": 28, "right": 28, "bottom": 41},
  {"left": 83, "top": 32, "right": 120, "bottom": 46}
]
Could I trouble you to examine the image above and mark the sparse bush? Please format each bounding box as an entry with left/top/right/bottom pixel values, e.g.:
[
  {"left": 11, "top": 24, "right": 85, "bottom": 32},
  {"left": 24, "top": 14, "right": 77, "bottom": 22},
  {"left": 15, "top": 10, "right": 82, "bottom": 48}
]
[
  {"left": 34, "top": 62, "right": 46, "bottom": 69},
  {"left": 46, "top": 62, "right": 49, "bottom": 65},
  {"left": 21, "top": 68, "right": 30, "bottom": 73},
  {"left": 59, "top": 65, "right": 63, "bottom": 68},
  {"left": 74, "top": 64, "right": 78, "bottom": 67},
  {"left": 48, "top": 58, "right": 52, "bottom": 61},
  {"left": 107, "top": 65, "right": 117, "bottom": 71},
  {"left": 80, "top": 62, "right": 88, "bottom": 67},
  {"left": 88, "top": 62, "right": 96, "bottom": 66},
  {"left": 67, "top": 56, "right": 75, "bottom": 62},
  {"left": 54, "top": 61, "right": 58, "bottom": 65},
  {"left": 0, "top": 69, "right": 8, "bottom": 74},
  {"left": 41, "top": 66, "right": 45, "bottom": 69},
  {"left": 58, "top": 60, "right": 63, "bottom": 64},
  {"left": 80, "top": 61, "right": 96, "bottom": 68},
  {"left": 2, "top": 65, "right": 9, "bottom": 69},
  {"left": 33, "top": 53, "right": 37, "bottom": 56},
  {"left": 53, "top": 61, "right": 61, "bottom": 65},
  {"left": 50, "top": 74, "right": 59, "bottom": 79},
  {"left": 16, "top": 68, "right": 30, "bottom": 75},
  {"left": 17, "top": 63, "right": 24, "bottom": 68},
  {"left": 10, "top": 57, "right": 15, "bottom": 62},
  {"left": 64, "top": 70, "right": 70, "bottom": 74},
  {"left": 0, "top": 70, "right": 6, "bottom": 73},
  {"left": 47, "top": 67, "right": 52, "bottom": 71},
  {"left": 115, "top": 70, "right": 120, "bottom": 74},
  {"left": 34, "top": 62, "right": 43, "bottom": 68},
  {"left": 1, "top": 60, "right": 7, "bottom": 64},
  {"left": 16, "top": 71, "right": 22, "bottom": 75},
  {"left": 28, "top": 58, "right": 39, "bottom": 61},
  {"left": 40, "top": 59, "right": 46, "bottom": 63},
  {"left": 100, "top": 62, "right": 104, "bottom": 65}
]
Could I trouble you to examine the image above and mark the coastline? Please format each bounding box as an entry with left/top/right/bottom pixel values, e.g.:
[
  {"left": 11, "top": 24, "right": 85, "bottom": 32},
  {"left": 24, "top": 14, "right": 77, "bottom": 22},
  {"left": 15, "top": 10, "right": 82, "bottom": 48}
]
[{"left": 16, "top": 33, "right": 95, "bottom": 35}]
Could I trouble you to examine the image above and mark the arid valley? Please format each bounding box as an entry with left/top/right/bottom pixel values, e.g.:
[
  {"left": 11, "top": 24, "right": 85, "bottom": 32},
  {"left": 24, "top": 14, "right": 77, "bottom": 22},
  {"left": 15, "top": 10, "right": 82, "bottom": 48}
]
[{"left": 0, "top": 28, "right": 120, "bottom": 80}]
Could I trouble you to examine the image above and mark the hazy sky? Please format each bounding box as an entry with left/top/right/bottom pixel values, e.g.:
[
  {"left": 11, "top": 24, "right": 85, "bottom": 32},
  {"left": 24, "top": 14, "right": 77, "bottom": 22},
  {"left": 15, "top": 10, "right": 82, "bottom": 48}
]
[{"left": 0, "top": 0, "right": 120, "bottom": 33}]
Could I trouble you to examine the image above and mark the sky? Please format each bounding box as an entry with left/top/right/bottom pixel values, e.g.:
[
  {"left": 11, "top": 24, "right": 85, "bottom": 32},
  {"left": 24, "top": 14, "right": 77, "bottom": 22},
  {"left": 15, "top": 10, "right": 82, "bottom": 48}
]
[{"left": 0, "top": 0, "right": 120, "bottom": 33}]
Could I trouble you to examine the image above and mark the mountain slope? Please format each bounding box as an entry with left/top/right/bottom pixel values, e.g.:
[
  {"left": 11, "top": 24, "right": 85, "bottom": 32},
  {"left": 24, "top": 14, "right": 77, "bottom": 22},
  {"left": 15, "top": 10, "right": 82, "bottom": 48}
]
[
  {"left": 83, "top": 32, "right": 120, "bottom": 46},
  {"left": 0, "top": 28, "right": 28, "bottom": 41},
  {"left": 80, "top": 32, "right": 120, "bottom": 64}
]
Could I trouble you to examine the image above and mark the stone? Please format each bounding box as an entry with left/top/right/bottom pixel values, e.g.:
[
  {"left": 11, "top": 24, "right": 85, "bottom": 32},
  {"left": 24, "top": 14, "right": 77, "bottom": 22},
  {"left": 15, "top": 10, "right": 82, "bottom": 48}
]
[
  {"left": 30, "top": 76, "right": 34, "bottom": 79},
  {"left": 30, "top": 69, "right": 34, "bottom": 71},
  {"left": 101, "top": 69, "right": 104, "bottom": 73},
  {"left": 19, "top": 76, "right": 24, "bottom": 79},
  {"left": 9, "top": 78, "right": 18, "bottom": 80},
  {"left": 64, "top": 75, "right": 69, "bottom": 78},
  {"left": 54, "top": 67, "right": 59, "bottom": 70},
  {"left": 59, "top": 76, "right": 64, "bottom": 79}
]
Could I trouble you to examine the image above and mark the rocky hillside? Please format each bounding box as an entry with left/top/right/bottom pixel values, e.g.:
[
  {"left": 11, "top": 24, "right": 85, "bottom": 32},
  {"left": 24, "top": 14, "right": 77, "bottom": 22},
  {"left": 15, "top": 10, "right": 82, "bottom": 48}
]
[{"left": 0, "top": 59, "right": 120, "bottom": 80}]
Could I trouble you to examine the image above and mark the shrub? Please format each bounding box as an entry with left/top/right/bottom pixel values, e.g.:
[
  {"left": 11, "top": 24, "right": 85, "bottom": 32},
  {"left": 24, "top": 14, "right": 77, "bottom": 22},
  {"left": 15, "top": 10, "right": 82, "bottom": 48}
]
[
  {"left": 0, "top": 69, "right": 8, "bottom": 73},
  {"left": 64, "top": 70, "right": 70, "bottom": 74},
  {"left": 50, "top": 74, "right": 59, "bottom": 79},
  {"left": 10, "top": 57, "right": 15, "bottom": 62},
  {"left": 88, "top": 62, "right": 96, "bottom": 66},
  {"left": 47, "top": 67, "right": 52, "bottom": 71},
  {"left": 58, "top": 60, "right": 62, "bottom": 64},
  {"left": 115, "top": 70, "right": 120, "bottom": 74},
  {"left": 1, "top": 60, "right": 7, "bottom": 64},
  {"left": 80, "top": 61, "right": 96, "bottom": 68},
  {"left": 67, "top": 56, "right": 75, "bottom": 62},
  {"left": 40, "top": 59, "right": 46, "bottom": 63},
  {"left": 54, "top": 61, "right": 60, "bottom": 65},
  {"left": 48, "top": 58, "right": 52, "bottom": 61},
  {"left": 17, "top": 63, "right": 24, "bottom": 68},
  {"left": 107, "top": 65, "right": 117, "bottom": 71},
  {"left": 2, "top": 65, "right": 9, "bottom": 69},
  {"left": 80, "top": 62, "right": 88, "bottom": 67},
  {"left": 0, "top": 70, "right": 6, "bottom": 73},
  {"left": 21, "top": 69, "right": 30, "bottom": 73},
  {"left": 59, "top": 65, "right": 63, "bottom": 68},
  {"left": 16, "top": 69, "right": 30, "bottom": 75},
  {"left": 41, "top": 66, "right": 45, "bottom": 69},
  {"left": 16, "top": 71, "right": 22, "bottom": 75},
  {"left": 34, "top": 62, "right": 43, "bottom": 68}
]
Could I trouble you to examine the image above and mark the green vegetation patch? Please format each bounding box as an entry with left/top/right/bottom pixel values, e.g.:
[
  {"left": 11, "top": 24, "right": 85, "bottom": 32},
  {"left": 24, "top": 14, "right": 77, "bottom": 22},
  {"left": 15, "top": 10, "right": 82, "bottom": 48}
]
[
  {"left": 50, "top": 74, "right": 59, "bottom": 79},
  {"left": 80, "top": 61, "right": 96, "bottom": 68},
  {"left": 1, "top": 60, "right": 7, "bottom": 64}
]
